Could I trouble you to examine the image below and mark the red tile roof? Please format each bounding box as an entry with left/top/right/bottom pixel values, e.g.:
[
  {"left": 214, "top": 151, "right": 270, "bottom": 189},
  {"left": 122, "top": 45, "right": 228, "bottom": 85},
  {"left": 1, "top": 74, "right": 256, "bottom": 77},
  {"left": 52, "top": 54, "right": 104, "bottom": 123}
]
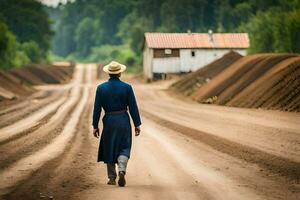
[{"left": 145, "top": 32, "right": 249, "bottom": 49}]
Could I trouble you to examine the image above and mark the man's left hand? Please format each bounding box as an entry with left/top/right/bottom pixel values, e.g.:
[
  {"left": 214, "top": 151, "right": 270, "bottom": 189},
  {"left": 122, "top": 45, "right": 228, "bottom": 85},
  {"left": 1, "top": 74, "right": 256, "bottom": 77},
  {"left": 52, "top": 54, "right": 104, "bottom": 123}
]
[
  {"left": 93, "top": 128, "right": 100, "bottom": 138},
  {"left": 135, "top": 126, "right": 141, "bottom": 136}
]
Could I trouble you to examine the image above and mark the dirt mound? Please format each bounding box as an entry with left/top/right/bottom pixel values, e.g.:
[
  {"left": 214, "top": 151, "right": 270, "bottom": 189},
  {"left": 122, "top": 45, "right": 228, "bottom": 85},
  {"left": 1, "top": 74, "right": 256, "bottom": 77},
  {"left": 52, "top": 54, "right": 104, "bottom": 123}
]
[
  {"left": 0, "top": 62, "right": 74, "bottom": 101},
  {"left": 191, "top": 54, "right": 269, "bottom": 101},
  {"left": 227, "top": 57, "right": 300, "bottom": 111},
  {"left": 215, "top": 54, "right": 297, "bottom": 104},
  {"left": 0, "top": 71, "right": 35, "bottom": 100},
  {"left": 171, "top": 51, "right": 243, "bottom": 96},
  {"left": 171, "top": 53, "right": 300, "bottom": 112},
  {"left": 0, "top": 86, "right": 16, "bottom": 100},
  {"left": 10, "top": 63, "right": 74, "bottom": 85}
]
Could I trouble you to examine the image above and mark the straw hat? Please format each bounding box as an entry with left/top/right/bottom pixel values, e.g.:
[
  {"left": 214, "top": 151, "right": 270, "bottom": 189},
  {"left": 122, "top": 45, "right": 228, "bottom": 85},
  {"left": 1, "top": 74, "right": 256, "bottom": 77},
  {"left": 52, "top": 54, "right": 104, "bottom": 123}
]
[{"left": 103, "top": 61, "right": 126, "bottom": 74}]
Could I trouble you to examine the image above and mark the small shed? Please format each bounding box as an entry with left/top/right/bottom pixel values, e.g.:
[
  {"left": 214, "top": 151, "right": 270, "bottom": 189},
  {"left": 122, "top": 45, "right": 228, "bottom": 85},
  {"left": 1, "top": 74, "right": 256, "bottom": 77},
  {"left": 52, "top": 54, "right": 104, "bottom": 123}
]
[{"left": 143, "top": 32, "right": 249, "bottom": 80}]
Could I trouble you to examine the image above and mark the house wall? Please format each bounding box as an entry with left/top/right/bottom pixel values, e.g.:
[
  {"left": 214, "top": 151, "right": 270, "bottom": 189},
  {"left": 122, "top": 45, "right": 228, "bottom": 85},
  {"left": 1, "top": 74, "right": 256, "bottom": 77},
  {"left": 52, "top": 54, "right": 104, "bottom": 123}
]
[
  {"left": 143, "top": 44, "right": 153, "bottom": 80},
  {"left": 179, "top": 49, "right": 247, "bottom": 72},
  {"left": 152, "top": 57, "right": 181, "bottom": 73},
  {"left": 152, "top": 48, "right": 181, "bottom": 74}
]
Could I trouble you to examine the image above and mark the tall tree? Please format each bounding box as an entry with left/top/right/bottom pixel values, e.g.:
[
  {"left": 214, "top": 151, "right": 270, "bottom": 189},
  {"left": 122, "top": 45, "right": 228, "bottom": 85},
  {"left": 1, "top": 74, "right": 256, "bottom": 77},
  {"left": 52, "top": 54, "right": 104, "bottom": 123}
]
[{"left": 0, "top": 0, "right": 53, "bottom": 54}]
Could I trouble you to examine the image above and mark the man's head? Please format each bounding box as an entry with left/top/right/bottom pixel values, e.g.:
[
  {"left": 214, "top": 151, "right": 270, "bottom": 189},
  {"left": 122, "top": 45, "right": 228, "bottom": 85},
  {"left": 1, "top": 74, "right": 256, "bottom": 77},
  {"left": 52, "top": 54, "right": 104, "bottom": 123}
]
[{"left": 103, "top": 61, "right": 126, "bottom": 75}]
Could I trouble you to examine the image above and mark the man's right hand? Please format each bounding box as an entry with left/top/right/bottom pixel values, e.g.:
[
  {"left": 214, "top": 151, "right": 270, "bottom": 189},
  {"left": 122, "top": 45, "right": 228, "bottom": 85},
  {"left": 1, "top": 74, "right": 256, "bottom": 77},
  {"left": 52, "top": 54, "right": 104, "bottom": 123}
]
[
  {"left": 93, "top": 128, "right": 100, "bottom": 138},
  {"left": 135, "top": 126, "right": 141, "bottom": 136}
]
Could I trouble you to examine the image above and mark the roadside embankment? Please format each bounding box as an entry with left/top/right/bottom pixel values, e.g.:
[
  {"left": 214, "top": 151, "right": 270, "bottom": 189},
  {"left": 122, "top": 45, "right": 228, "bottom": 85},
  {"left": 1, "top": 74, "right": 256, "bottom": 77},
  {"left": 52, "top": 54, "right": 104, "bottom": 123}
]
[
  {"left": 0, "top": 62, "right": 74, "bottom": 101},
  {"left": 170, "top": 53, "right": 300, "bottom": 112}
]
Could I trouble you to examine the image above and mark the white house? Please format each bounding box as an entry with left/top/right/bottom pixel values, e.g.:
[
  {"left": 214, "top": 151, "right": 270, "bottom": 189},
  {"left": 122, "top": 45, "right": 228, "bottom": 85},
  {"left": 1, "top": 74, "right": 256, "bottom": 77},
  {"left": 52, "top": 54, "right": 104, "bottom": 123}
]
[{"left": 143, "top": 32, "right": 249, "bottom": 80}]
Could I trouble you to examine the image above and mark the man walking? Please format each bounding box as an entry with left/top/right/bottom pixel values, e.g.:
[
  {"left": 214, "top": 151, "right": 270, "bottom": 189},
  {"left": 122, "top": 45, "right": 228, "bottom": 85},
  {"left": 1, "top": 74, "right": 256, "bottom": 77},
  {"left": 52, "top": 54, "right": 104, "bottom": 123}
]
[{"left": 92, "top": 61, "right": 141, "bottom": 187}]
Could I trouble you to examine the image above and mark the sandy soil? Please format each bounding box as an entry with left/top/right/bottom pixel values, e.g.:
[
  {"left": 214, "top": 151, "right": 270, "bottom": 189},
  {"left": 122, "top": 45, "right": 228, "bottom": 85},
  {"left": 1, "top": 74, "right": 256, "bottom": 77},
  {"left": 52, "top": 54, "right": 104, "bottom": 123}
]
[{"left": 0, "top": 64, "right": 299, "bottom": 200}]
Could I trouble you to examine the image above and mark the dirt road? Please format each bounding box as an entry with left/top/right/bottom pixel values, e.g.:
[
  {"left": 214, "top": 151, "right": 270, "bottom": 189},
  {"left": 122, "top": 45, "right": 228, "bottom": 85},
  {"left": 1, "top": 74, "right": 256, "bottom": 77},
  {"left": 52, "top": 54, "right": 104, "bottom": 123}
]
[{"left": 0, "top": 64, "right": 299, "bottom": 200}]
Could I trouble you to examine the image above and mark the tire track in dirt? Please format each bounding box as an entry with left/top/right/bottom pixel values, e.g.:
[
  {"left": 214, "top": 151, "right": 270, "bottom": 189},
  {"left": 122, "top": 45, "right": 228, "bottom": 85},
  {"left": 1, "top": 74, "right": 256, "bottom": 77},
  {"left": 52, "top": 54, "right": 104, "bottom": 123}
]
[
  {"left": 0, "top": 90, "right": 52, "bottom": 117},
  {"left": 0, "top": 66, "right": 84, "bottom": 144},
  {"left": 141, "top": 109, "right": 300, "bottom": 181},
  {"left": 0, "top": 90, "right": 67, "bottom": 128},
  {"left": 0, "top": 63, "right": 79, "bottom": 120},
  {"left": 0, "top": 64, "right": 89, "bottom": 196},
  {"left": 0, "top": 96, "right": 67, "bottom": 143},
  {"left": 0, "top": 89, "right": 82, "bottom": 170},
  {"left": 143, "top": 101, "right": 300, "bottom": 162}
]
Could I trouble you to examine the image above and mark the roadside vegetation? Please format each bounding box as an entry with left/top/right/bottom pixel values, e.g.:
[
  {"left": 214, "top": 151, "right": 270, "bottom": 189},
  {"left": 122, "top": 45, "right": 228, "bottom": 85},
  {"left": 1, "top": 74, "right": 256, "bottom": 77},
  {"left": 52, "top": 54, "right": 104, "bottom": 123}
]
[
  {"left": 0, "top": 0, "right": 299, "bottom": 72},
  {"left": 49, "top": 0, "right": 300, "bottom": 71},
  {"left": 0, "top": 0, "right": 53, "bottom": 70}
]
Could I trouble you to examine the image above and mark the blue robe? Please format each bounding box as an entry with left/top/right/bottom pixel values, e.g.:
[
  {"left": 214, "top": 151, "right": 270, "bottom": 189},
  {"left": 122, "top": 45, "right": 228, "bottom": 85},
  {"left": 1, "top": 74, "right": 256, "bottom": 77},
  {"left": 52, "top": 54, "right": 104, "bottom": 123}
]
[{"left": 92, "top": 77, "right": 141, "bottom": 164}]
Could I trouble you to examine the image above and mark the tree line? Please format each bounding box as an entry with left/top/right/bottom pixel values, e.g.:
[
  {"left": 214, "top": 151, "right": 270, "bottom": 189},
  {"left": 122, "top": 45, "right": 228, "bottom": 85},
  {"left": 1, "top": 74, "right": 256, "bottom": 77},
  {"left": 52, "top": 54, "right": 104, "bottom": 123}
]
[
  {"left": 0, "top": 0, "right": 299, "bottom": 70},
  {"left": 0, "top": 0, "right": 52, "bottom": 70},
  {"left": 49, "top": 0, "right": 300, "bottom": 68}
]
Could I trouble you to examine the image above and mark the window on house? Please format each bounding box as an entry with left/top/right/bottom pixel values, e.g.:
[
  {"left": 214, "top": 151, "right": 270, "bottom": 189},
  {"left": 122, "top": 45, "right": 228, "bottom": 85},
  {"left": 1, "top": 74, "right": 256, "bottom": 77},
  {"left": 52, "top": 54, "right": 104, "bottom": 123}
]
[
  {"left": 165, "top": 49, "right": 172, "bottom": 54},
  {"left": 191, "top": 51, "right": 195, "bottom": 57}
]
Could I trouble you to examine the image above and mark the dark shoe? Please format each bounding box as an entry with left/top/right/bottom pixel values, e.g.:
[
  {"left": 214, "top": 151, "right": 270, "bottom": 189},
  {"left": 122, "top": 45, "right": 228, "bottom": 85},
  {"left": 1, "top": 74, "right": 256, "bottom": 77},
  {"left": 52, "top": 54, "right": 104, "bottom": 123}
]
[
  {"left": 118, "top": 171, "right": 126, "bottom": 187},
  {"left": 107, "top": 179, "right": 116, "bottom": 185}
]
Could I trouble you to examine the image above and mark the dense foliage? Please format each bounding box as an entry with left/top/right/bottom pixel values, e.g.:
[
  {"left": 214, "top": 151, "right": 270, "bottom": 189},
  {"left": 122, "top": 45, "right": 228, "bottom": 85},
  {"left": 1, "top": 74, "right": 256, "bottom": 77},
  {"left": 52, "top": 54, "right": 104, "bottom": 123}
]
[
  {"left": 0, "top": 0, "right": 53, "bottom": 69},
  {"left": 49, "top": 0, "right": 300, "bottom": 68}
]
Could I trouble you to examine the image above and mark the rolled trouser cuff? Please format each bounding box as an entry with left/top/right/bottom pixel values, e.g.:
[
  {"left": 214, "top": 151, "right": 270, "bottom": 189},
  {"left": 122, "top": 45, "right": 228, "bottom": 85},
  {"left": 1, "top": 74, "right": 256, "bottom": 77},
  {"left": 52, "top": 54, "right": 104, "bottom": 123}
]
[{"left": 117, "top": 155, "right": 129, "bottom": 172}]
